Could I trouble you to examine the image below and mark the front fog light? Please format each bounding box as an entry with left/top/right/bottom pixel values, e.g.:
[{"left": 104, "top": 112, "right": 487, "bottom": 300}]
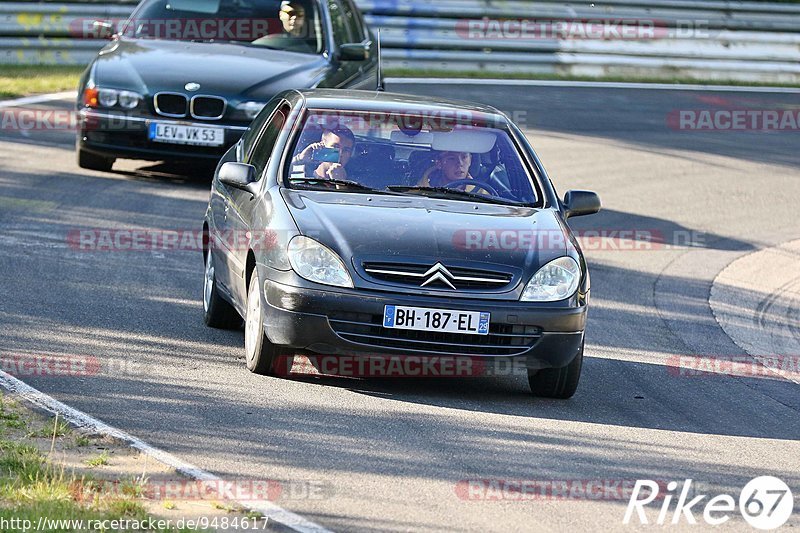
[
  {"left": 287, "top": 236, "right": 353, "bottom": 288},
  {"left": 521, "top": 257, "right": 580, "bottom": 302}
]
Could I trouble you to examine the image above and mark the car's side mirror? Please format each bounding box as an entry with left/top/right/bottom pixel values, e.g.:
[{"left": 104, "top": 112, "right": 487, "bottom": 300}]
[
  {"left": 92, "top": 20, "right": 117, "bottom": 40},
  {"left": 563, "top": 190, "right": 601, "bottom": 219},
  {"left": 219, "top": 162, "right": 259, "bottom": 196},
  {"left": 339, "top": 42, "right": 370, "bottom": 61}
]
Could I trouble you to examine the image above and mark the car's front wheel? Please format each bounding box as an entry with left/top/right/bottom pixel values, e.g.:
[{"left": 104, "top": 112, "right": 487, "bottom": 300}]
[
  {"left": 203, "top": 251, "right": 241, "bottom": 329},
  {"left": 244, "top": 269, "right": 281, "bottom": 375},
  {"left": 77, "top": 148, "right": 115, "bottom": 172},
  {"left": 528, "top": 340, "right": 583, "bottom": 399}
]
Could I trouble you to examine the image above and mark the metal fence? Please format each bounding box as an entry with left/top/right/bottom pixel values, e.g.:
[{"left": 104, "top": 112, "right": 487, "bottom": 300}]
[{"left": 1, "top": 0, "right": 799, "bottom": 82}]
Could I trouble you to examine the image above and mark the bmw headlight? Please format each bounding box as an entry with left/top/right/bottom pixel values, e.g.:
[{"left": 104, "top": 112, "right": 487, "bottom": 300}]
[
  {"left": 84, "top": 87, "right": 142, "bottom": 110},
  {"left": 117, "top": 90, "right": 142, "bottom": 109},
  {"left": 287, "top": 236, "right": 353, "bottom": 288},
  {"left": 98, "top": 89, "right": 118, "bottom": 108},
  {"left": 521, "top": 257, "right": 580, "bottom": 302},
  {"left": 236, "top": 101, "right": 267, "bottom": 120}
]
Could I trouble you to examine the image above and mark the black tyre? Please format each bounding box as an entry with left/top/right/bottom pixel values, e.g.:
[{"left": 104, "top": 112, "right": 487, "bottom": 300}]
[
  {"left": 77, "top": 149, "right": 114, "bottom": 172},
  {"left": 203, "top": 251, "right": 241, "bottom": 329},
  {"left": 528, "top": 340, "right": 584, "bottom": 399},
  {"left": 244, "top": 269, "right": 281, "bottom": 375}
]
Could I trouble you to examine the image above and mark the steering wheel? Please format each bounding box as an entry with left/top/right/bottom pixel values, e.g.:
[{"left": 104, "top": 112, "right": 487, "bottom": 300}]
[{"left": 444, "top": 179, "right": 499, "bottom": 197}]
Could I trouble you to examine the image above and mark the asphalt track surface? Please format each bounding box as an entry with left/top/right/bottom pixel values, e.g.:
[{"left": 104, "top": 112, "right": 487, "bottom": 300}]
[{"left": 0, "top": 82, "right": 798, "bottom": 531}]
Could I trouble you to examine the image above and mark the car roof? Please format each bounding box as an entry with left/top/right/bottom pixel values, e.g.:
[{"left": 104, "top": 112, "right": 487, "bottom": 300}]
[{"left": 293, "top": 89, "right": 509, "bottom": 124}]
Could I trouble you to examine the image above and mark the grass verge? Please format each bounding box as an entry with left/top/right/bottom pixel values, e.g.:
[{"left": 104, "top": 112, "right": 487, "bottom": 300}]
[
  {"left": 0, "top": 66, "right": 84, "bottom": 99},
  {"left": 0, "top": 392, "right": 203, "bottom": 532}
]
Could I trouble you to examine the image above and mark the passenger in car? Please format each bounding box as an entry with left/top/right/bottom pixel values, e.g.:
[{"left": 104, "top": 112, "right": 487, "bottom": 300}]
[
  {"left": 292, "top": 126, "right": 356, "bottom": 181},
  {"left": 418, "top": 151, "right": 486, "bottom": 193}
]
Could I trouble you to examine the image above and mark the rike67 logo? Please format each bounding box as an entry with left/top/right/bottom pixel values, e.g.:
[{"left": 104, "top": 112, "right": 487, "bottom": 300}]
[{"left": 624, "top": 477, "right": 794, "bottom": 529}]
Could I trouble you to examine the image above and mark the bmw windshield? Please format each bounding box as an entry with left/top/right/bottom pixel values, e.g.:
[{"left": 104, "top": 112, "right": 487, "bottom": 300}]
[{"left": 122, "top": 0, "right": 325, "bottom": 54}]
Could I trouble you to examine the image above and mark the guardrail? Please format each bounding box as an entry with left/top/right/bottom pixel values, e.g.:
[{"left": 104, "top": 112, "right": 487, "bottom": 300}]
[{"left": 1, "top": 0, "right": 798, "bottom": 82}]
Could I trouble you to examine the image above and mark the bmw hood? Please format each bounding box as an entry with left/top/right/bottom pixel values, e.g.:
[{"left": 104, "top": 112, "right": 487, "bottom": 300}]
[
  {"left": 282, "top": 190, "right": 570, "bottom": 275},
  {"left": 93, "top": 38, "right": 328, "bottom": 100}
]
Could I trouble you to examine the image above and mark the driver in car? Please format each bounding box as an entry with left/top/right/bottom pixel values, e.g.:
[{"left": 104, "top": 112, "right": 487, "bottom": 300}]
[
  {"left": 253, "top": 1, "right": 317, "bottom": 53},
  {"left": 292, "top": 127, "right": 356, "bottom": 181},
  {"left": 418, "top": 151, "right": 487, "bottom": 193}
]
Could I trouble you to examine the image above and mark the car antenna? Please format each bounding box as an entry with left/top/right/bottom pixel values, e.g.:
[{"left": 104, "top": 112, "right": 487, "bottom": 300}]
[{"left": 376, "top": 29, "right": 385, "bottom": 92}]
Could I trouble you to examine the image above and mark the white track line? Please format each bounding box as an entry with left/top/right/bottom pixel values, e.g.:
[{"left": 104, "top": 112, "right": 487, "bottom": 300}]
[
  {"left": 385, "top": 77, "right": 800, "bottom": 93},
  {"left": 0, "top": 91, "right": 77, "bottom": 110},
  {"left": 0, "top": 370, "right": 331, "bottom": 533}
]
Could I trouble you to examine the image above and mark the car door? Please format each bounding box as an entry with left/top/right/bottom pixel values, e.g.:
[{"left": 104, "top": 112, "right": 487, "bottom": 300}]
[
  {"left": 323, "top": 0, "right": 366, "bottom": 88},
  {"left": 212, "top": 99, "right": 282, "bottom": 299},
  {"left": 224, "top": 102, "right": 291, "bottom": 303}
]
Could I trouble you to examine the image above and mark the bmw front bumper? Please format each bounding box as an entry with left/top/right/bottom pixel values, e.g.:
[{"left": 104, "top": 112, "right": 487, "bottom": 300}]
[{"left": 77, "top": 109, "right": 248, "bottom": 162}]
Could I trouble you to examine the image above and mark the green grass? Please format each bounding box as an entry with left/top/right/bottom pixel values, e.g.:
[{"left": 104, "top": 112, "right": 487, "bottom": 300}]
[
  {"left": 0, "top": 65, "right": 84, "bottom": 99},
  {"left": 0, "top": 402, "right": 27, "bottom": 430},
  {"left": 0, "top": 410, "right": 203, "bottom": 533},
  {"left": 385, "top": 68, "right": 800, "bottom": 88},
  {"left": 84, "top": 451, "right": 110, "bottom": 468},
  {"left": 26, "top": 417, "right": 71, "bottom": 439},
  {"left": 119, "top": 476, "right": 148, "bottom": 499}
]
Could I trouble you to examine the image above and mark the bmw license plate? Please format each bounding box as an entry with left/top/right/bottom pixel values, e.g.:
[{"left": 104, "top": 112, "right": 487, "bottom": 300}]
[
  {"left": 383, "top": 305, "right": 490, "bottom": 336},
  {"left": 149, "top": 123, "right": 225, "bottom": 147}
]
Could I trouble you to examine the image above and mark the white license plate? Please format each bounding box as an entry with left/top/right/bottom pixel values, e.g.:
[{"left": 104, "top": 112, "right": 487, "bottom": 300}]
[
  {"left": 149, "top": 123, "right": 225, "bottom": 147},
  {"left": 383, "top": 305, "right": 490, "bottom": 336}
]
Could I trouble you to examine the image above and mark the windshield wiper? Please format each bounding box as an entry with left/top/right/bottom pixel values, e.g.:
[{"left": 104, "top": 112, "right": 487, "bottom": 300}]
[
  {"left": 290, "top": 178, "right": 387, "bottom": 194},
  {"left": 387, "top": 186, "right": 524, "bottom": 206}
]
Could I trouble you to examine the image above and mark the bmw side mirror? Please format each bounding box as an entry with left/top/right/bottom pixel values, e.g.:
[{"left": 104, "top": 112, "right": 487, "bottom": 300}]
[
  {"left": 563, "top": 190, "right": 601, "bottom": 219},
  {"left": 339, "top": 42, "right": 370, "bottom": 61},
  {"left": 219, "top": 162, "right": 258, "bottom": 196}
]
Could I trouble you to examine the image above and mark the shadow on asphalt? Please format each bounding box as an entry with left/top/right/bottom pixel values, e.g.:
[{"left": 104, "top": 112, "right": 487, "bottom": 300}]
[
  {"left": 110, "top": 161, "right": 217, "bottom": 184},
  {"left": 567, "top": 208, "right": 756, "bottom": 252}
]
